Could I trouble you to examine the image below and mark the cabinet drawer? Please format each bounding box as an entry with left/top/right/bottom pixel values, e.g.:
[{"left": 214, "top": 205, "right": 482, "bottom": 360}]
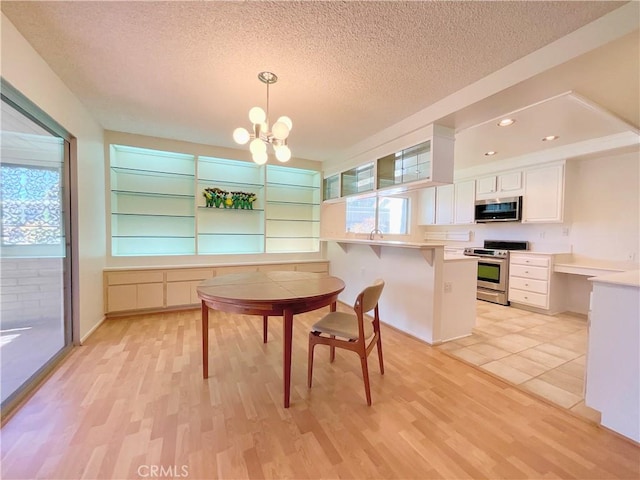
[
  {"left": 295, "top": 262, "right": 329, "bottom": 273},
  {"left": 510, "top": 255, "right": 549, "bottom": 268},
  {"left": 510, "top": 264, "right": 548, "bottom": 280},
  {"left": 509, "top": 288, "right": 548, "bottom": 308},
  {"left": 258, "top": 263, "right": 295, "bottom": 272},
  {"left": 215, "top": 265, "right": 258, "bottom": 276},
  {"left": 509, "top": 277, "right": 548, "bottom": 294},
  {"left": 166, "top": 268, "right": 214, "bottom": 282},
  {"left": 107, "top": 270, "right": 164, "bottom": 285}
]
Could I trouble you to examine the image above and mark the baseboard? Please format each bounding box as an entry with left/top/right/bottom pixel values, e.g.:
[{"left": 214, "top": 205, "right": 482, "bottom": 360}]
[{"left": 80, "top": 315, "right": 106, "bottom": 344}]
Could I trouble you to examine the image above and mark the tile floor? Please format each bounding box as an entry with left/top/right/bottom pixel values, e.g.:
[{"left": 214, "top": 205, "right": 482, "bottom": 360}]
[{"left": 438, "top": 300, "right": 600, "bottom": 423}]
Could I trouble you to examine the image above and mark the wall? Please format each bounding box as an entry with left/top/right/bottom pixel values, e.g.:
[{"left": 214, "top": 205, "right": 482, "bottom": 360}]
[{"left": 1, "top": 14, "right": 106, "bottom": 341}]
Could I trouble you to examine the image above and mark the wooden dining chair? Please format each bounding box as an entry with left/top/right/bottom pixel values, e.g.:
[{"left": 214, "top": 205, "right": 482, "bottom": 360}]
[{"left": 307, "top": 279, "right": 385, "bottom": 405}]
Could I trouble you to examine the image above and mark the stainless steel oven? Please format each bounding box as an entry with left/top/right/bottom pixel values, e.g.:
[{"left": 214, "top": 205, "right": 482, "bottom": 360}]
[{"left": 464, "top": 240, "right": 529, "bottom": 305}]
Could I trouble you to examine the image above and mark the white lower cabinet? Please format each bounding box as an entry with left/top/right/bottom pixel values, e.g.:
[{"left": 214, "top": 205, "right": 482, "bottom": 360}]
[{"left": 508, "top": 253, "right": 565, "bottom": 314}]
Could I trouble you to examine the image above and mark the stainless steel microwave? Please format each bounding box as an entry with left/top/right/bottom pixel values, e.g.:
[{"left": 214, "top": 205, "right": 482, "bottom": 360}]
[{"left": 474, "top": 196, "right": 522, "bottom": 223}]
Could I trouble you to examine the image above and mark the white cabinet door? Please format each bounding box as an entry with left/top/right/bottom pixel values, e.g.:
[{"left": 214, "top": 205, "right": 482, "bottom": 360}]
[
  {"left": 498, "top": 171, "right": 522, "bottom": 193},
  {"left": 523, "top": 163, "right": 564, "bottom": 223},
  {"left": 476, "top": 176, "right": 497, "bottom": 197},
  {"left": 454, "top": 180, "right": 475, "bottom": 224},
  {"left": 417, "top": 187, "right": 436, "bottom": 225},
  {"left": 435, "top": 184, "right": 454, "bottom": 225}
]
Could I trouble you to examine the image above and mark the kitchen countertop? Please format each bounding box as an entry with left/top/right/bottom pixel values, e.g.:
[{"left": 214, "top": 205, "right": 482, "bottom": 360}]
[
  {"left": 589, "top": 270, "right": 640, "bottom": 288},
  {"left": 321, "top": 238, "right": 445, "bottom": 249}
]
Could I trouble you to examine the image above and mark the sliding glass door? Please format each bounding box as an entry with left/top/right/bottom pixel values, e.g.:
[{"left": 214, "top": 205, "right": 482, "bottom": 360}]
[{"left": 0, "top": 95, "right": 72, "bottom": 410}]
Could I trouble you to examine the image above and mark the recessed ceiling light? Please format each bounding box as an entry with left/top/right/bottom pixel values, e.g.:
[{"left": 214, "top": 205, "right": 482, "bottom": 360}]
[
  {"left": 542, "top": 135, "right": 559, "bottom": 141},
  {"left": 484, "top": 151, "right": 497, "bottom": 156},
  {"left": 497, "top": 118, "right": 515, "bottom": 127}
]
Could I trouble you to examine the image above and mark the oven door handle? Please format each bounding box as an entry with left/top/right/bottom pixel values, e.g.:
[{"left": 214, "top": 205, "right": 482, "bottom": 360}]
[{"left": 476, "top": 257, "right": 506, "bottom": 265}]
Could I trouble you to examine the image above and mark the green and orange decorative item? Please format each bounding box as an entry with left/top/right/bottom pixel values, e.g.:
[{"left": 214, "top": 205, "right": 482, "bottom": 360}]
[{"left": 203, "top": 187, "right": 257, "bottom": 209}]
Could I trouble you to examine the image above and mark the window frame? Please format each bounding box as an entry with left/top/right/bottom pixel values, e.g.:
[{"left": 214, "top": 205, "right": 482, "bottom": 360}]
[{"left": 345, "top": 194, "right": 410, "bottom": 236}]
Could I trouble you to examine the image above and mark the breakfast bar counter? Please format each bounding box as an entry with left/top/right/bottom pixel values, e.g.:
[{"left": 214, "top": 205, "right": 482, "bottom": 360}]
[{"left": 322, "top": 239, "right": 478, "bottom": 344}]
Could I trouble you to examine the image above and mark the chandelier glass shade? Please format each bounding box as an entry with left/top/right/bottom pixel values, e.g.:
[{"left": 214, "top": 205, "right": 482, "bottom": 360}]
[{"left": 233, "top": 72, "right": 292, "bottom": 165}]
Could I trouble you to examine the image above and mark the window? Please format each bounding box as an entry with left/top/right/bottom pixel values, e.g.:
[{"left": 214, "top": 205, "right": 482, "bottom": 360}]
[
  {"left": 1, "top": 164, "right": 62, "bottom": 245},
  {"left": 346, "top": 195, "right": 409, "bottom": 235}
]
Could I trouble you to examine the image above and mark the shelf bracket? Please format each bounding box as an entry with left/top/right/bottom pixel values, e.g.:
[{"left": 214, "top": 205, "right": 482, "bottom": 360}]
[
  {"left": 421, "top": 249, "right": 434, "bottom": 266},
  {"left": 336, "top": 242, "right": 349, "bottom": 253},
  {"left": 369, "top": 245, "right": 382, "bottom": 258}
]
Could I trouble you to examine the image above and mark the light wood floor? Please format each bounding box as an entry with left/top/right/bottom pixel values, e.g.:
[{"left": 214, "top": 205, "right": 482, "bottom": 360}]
[{"left": 1, "top": 306, "right": 638, "bottom": 479}]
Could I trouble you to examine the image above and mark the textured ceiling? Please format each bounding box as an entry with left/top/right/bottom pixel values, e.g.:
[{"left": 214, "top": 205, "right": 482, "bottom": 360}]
[{"left": 0, "top": 1, "right": 632, "bottom": 164}]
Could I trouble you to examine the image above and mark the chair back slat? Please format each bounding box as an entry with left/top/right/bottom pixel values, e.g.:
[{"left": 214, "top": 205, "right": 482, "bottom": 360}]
[{"left": 359, "top": 279, "right": 385, "bottom": 313}]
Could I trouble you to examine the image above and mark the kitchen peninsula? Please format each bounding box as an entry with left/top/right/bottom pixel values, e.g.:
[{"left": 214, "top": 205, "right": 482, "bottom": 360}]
[{"left": 323, "top": 239, "right": 478, "bottom": 344}]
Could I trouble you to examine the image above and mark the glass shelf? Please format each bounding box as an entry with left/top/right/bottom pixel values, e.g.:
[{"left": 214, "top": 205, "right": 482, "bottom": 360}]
[
  {"left": 198, "top": 233, "right": 264, "bottom": 236},
  {"left": 267, "top": 181, "right": 320, "bottom": 190},
  {"left": 266, "top": 218, "right": 319, "bottom": 222},
  {"left": 112, "top": 212, "right": 194, "bottom": 218},
  {"left": 111, "top": 190, "right": 194, "bottom": 199},
  {"left": 112, "top": 235, "right": 194, "bottom": 238},
  {"left": 197, "top": 206, "right": 264, "bottom": 212},
  {"left": 266, "top": 200, "right": 318, "bottom": 206},
  {"left": 198, "top": 178, "right": 264, "bottom": 189},
  {"left": 111, "top": 166, "right": 194, "bottom": 179}
]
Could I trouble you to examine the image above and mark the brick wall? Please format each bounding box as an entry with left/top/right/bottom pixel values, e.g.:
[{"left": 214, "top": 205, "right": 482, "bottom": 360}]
[{"left": 1, "top": 257, "right": 64, "bottom": 328}]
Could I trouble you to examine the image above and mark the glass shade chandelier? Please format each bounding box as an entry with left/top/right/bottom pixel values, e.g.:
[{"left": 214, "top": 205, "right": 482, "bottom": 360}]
[{"left": 233, "top": 71, "right": 293, "bottom": 165}]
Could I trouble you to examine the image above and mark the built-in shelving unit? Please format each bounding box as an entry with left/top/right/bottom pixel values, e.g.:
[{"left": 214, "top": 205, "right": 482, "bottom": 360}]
[
  {"left": 266, "top": 165, "right": 321, "bottom": 253},
  {"left": 109, "top": 145, "right": 322, "bottom": 257},
  {"left": 110, "top": 145, "right": 196, "bottom": 256},
  {"left": 197, "top": 156, "right": 265, "bottom": 254}
]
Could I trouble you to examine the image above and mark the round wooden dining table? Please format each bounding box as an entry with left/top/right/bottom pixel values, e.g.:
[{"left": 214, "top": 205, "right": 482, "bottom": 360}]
[{"left": 197, "top": 270, "right": 345, "bottom": 408}]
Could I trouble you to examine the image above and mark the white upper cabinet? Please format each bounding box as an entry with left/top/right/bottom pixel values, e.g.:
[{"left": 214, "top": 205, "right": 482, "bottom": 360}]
[
  {"left": 417, "top": 180, "right": 475, "bottom": 226},
  {"left": 454, "top": 180, "right": 476, "bottom": 224},
  {"left": 435, "top": 184, "right": 455, "bottom": 225},
  {"left": 476, "top": 176, "right": 497, "bottom": 197},
  {"left": 476, "top": 171, "right": 523, "bottom": 200},
  {"left": 324, "top": 123, "right": 455, "bottom": 202},
  {"left": 498, "top": 171, "right": 523, "bottom": 194},
  {"left": 417, "top": 187, "right": 436, "bottom": 225},
  {"left": 522, "top": 163, "right": 565, "bottom": 223}
]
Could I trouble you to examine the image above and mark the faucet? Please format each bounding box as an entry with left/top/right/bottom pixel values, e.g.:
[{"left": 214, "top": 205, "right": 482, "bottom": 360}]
[{"left": 369, "top": 228, "right": 383, "bottom": 240}]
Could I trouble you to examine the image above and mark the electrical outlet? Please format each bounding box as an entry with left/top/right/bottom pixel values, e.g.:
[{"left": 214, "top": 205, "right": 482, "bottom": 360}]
[
  {"left": 444, "top": 282, "right": 453, "bottom": 293},
  {"left": 627, "top": 252, "right": 637, "bottom": 262},
  {"left": 562, "top": 227, "right": 570, "bottom": 236},
  {"left": 539, "top": 231, "right": 546, "bottom": 239}
]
